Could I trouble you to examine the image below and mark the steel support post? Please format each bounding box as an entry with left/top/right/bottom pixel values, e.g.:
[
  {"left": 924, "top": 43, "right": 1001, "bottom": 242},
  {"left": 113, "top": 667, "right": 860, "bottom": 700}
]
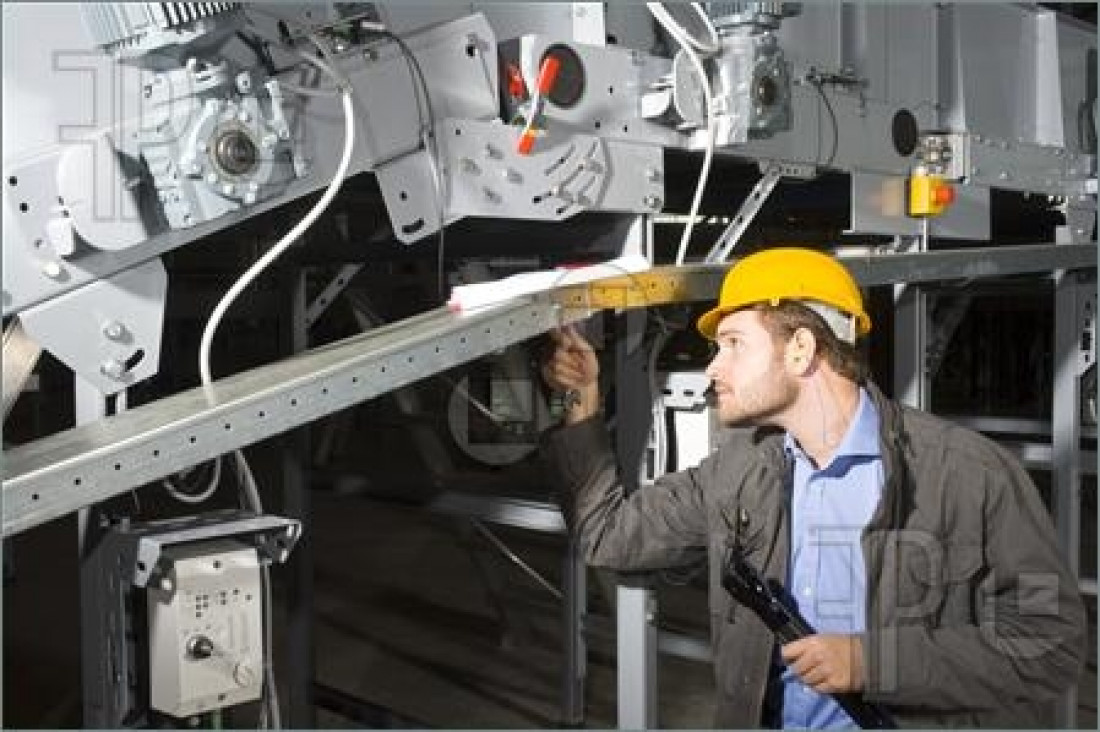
[
  {"left": 1052, "top": 264, "right": 1085, "bottom": 729},
  {"left": 616, "top": 578, "right": 658, "bottom": 729},
  {"left": 893, "top": 236, "right": 931, "bottom": 410},
  {"left": 76, "top": 375, "right": 110, "bottom": 726},
  {"left": 561, "top": 535, "right": 587, "bottom": 726},
  {"left": 613, "top": 304, "right": 659, "bottom": 729},
  {"left": 283, "top": 270, "right": 315, "bottom": 727}
]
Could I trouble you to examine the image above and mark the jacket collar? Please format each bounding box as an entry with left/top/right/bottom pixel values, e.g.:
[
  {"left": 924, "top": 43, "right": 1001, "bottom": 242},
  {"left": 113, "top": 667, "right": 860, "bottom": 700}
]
[{"left": 749, "top": 380, "right": 913, "bottom": 529}]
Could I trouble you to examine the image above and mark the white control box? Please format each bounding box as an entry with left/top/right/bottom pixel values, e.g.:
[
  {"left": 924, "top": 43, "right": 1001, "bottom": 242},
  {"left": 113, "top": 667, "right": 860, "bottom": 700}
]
[{"left": 146, "top": 539, "right": 263, "bottom": 718}]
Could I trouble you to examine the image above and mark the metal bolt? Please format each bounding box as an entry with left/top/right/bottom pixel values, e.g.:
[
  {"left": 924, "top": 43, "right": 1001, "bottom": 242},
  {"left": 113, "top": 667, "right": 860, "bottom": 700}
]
[
  {"left": 483, "top": 187, "right": 501, "bottom": 204},
  {"left": 205, "top": 172, "right": 219, "bottom": 185},
  {"left": 645, "top": 168, "right": 662, "bottom": 183},
  {"left": 502, "top": 168, "right": 522, "bottom": 183},
  {"left": 237, "top": 110, "right": 251, "bottom": 124},
  {"left": 461, "top": 158, "right": 480, "bottom": 175},
  {"left": 100, "top": 359, "right": 127, "bottom": 380},
  {"left": 580, "top": 159, "right": 604, "bottom": 174},
  {"left": 484, "top": 144, "right": 501, "bottom": 159},
  {"left": 222, "top": 182, "right": 236, "bottom": 196},
  {"left": 261, "top": 134, "right": 278, "bottom": 150},
  {"left": 644, "top": 194, "right": 663, "bottom": 209},
  {"left": 160, "top": 576, "right": 174, "bottom": 592},
  {"left": 998, "top": 171, "right": 1011, "bottom": 180},
  {"left": 576, "top": 194, "right": 592, "bottom": 207},
  {"left": 550, "top": 185, "right": 573, "bottom": 203},
  {"left": 41, "top": 261, "right": 63, "bottom": 279},
  {"left": 102, "top": 321, "right": 126, "bottom": 340}
]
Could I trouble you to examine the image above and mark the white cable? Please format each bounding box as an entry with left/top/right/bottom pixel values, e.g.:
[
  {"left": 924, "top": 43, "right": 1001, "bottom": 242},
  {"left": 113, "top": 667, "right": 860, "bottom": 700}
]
[
  {"left": 162, "top": 458, "right": 222, "bottom": 504},
  {"left": 647, "top": 3, "right": 717, "bottom": 265},
  {"left": 518, "top": 76, "right": 544, "bottom": 145},
  {"left": 649, "top": 3, "right": 721, "bottom": 55},
  {"left": 198, "top": 53, "right": 356, "bottom": 405}
]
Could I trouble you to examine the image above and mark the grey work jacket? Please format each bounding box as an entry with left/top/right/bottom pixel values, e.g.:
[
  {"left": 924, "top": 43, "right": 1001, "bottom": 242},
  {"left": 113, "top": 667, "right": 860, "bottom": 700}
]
[{"left": 542, "top": 382, "right": 1086, "bottom": 728}]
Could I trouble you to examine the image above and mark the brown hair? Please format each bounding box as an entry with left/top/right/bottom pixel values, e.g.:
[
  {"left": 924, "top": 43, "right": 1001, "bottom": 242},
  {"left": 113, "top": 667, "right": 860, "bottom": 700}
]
[{"left": 751, "top": 301, "right": 869, "bottom": 382}]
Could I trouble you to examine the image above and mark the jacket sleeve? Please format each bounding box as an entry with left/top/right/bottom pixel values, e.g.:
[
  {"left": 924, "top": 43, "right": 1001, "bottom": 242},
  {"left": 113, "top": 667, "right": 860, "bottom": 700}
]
[
  {"left": 540, "top": 415, "right": 717, "bottom": 570},
  {"left": 863, "top": 435, "right": 1087, "bottom": 710}
]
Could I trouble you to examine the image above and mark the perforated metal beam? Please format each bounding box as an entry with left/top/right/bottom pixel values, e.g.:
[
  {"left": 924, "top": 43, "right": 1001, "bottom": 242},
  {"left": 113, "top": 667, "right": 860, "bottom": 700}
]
[{"left": 3, "top": 243, "right": 1094, "bottom": 537}]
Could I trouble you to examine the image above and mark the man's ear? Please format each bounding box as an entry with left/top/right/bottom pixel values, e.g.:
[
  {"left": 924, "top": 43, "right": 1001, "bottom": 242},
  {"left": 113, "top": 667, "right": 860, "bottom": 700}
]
[{"left": 784, "top": 327, "right": 817, "bottom": 374}]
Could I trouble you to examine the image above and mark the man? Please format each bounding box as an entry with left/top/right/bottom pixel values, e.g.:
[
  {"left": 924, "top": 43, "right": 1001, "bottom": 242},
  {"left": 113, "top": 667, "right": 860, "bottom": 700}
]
[{"left": 540, "top": 247, "right": 1086, "bottom": 728}]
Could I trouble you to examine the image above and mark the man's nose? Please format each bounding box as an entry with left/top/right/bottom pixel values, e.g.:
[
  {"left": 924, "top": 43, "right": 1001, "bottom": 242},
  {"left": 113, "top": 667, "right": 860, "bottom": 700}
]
[{"left": 704, "top": 357, "right": 720, "bottom": 381}]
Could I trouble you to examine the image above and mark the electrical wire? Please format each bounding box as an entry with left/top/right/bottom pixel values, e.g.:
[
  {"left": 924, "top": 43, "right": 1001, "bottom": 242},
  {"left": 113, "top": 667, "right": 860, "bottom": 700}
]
[
  {"left": 162, "top": 458, "right": 222, "bottom": 504},
  {"left": 649, "top": 3, "right": 721, "bottom": 55},
  {"left": 647, "top": 3, "right": 718, "bottom": 266},
  {"left": 194, "top": 36, "right": 355, "bottom": 729},
  {"left": 809, "top": 79, "right": 839, "bottom": 168},
  {"left": 197, "top": 49, "right": 355, "bottom": 405},
  {"left": 375, "top": 30, "right": 448, "bottom": 301}
]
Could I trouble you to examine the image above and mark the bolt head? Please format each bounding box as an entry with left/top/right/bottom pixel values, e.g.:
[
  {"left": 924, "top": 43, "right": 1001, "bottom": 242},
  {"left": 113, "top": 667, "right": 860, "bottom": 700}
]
[
  {"left": 100, "top": 360, "right": 127, "bottom": 380},
  {"left": 102, "top": 321, "right": 125, "bottom": 340},
  {"left": 42, "top": 261, "right": 63, "bottom": 279}
]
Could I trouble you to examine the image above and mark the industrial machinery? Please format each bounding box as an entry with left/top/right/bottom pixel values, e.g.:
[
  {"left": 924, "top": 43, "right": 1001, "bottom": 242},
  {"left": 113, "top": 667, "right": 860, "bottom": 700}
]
[{"left": 2, "top": 2, "right": 1096, "bottom": 728}]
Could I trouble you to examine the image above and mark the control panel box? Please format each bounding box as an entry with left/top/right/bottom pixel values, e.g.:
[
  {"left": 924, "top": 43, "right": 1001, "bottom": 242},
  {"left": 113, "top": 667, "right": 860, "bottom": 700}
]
[{"left": 146, "top": 539, "right": 263, "bottom": 718}]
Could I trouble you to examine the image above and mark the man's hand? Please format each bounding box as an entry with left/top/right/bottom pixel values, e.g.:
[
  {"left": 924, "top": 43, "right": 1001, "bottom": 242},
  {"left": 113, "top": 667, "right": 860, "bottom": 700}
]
[
  {"left": 781, "top": 634, "right": 864, "bottom": 695},
  {"left": 541, "top": 325, "right": 600, "bottom": 424}
]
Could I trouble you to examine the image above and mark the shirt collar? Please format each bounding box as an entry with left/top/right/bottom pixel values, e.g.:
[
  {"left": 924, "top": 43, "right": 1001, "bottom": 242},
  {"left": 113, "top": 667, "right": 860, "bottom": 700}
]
[{"left": 784, "top": 387, "right": 881, "bottom": 466}]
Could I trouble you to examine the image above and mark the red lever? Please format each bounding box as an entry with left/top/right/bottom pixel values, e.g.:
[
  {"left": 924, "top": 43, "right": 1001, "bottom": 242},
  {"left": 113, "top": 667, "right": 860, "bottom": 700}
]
[{"left": 536, "top": 55, "right": 562, "bottom": 95}]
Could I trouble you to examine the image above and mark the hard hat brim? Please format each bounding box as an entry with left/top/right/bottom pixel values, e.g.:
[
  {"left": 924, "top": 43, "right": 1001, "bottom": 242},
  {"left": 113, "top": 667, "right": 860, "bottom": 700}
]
[{"left": 696, "top": 305, "right": 732, "bottom": 340}]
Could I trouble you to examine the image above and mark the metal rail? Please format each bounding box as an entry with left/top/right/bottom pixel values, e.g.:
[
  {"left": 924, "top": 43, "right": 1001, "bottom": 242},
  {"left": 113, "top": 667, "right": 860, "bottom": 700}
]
[{"left": 3, "top": 243, "right": 1095, "bottom": 538}]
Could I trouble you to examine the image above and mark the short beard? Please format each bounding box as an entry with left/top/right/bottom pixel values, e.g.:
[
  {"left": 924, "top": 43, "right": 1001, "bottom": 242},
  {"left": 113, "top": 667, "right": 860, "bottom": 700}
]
[{"left": 718, "top": 367, "right": 797, "bottom": 429}]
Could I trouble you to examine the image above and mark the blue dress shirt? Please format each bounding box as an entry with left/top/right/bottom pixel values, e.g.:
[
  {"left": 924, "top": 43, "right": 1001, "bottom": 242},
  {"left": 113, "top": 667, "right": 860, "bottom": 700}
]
[{"left": 780, "top": 387, "right": 884, "bottom": 729}]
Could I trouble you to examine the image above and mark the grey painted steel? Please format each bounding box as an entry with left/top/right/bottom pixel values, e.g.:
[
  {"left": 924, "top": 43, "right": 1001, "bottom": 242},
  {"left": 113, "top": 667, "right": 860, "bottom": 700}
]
[
  {"left": 616, "top": 581, "right": 658, "bottom": 729},
  {"left": 2, "top": 298, "right": 587, "bottom": 538},
  {"left": 849, "top": 173, "right": 991, "bottom": 241},
  {"left": 549, "top": 243, "right": 1097, "bottom": 311},
  {"left": 999, "top": 441, "right": 1097, "bottom": 477},
  {"left": 285, "top": 272, "right": 315, "bottom": 727},
  {"left": 562, "top": 537, "right": 586, "bottom": 726},
  {"left": 705, "top": 164, "right": 784, "bottom": 263},
  {"left": 305, "top": 264, "right": 365, "bottom": 329},
  {"left": 427, "top": 492, "right": 567, "bottom": 533},
  {"left": 892, "top": 237, "right": 930, "bottom": 410},
  {"left": 1052, "top": 265, "right": 1086, "bottom": 729},
  {"left": 944, "top": 415, "right": 1097, "bottom": 441},
  {"left": 19, "top": 259, "right": 167, "bottom": 396}
]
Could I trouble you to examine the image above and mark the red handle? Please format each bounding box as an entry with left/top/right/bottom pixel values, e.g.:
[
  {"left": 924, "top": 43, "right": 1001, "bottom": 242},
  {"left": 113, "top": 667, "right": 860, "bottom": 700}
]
[{"left": 536, "top": 55, "right": 562, "bottom": 95}]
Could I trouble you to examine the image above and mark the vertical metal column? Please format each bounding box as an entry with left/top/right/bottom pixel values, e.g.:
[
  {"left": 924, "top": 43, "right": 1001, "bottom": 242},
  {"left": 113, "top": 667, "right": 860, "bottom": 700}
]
[
  {"left": 283, "top": 270, "right": 316, "bottom": 727},
  {"left": 892, "top": 235, "right": 930, "bottom": 410},
  {"left": 1052, "top": 229, "right": 1085, "bottom": 728},
  {"left": 614, "top": 302, "right": 659, "bottom": 729},
  {"left": 616, "top": 577, "right": 658, "bottom": 729},
  {"left": 76, "top": 375, "right": 110, "bottom": 726},
  {"left": 561, "top": 535, "right": 587, "bottom": 726}
]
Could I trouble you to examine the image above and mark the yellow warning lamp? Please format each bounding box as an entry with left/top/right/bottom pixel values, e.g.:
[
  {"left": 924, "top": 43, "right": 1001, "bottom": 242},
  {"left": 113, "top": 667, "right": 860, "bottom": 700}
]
[{"left": 908, "top": 172, "right": 956, "bottom": 217}]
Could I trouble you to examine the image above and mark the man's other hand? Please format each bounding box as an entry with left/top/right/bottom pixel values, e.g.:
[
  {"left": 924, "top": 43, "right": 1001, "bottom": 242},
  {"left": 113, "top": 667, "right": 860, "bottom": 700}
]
[{"left": 781, "top": 634, "right": 865, "bottom": 694}]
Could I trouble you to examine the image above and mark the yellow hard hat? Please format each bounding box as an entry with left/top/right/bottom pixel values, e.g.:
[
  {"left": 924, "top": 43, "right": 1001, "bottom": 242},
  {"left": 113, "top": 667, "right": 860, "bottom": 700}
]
[{"left": 696, "top": 247, "right": 872, "bottom": 340}]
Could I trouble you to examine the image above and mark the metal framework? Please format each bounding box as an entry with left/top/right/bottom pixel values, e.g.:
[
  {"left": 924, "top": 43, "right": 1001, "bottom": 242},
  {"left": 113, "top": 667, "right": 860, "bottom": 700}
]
[{"left": 3, "top": 243, "right": 1095, "bottom": 539}]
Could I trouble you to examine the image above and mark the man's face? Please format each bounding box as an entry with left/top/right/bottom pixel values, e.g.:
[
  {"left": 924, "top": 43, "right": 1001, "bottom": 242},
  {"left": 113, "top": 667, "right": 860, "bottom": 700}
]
[{"left": 703, "top": 309, "right": 798, "bottom": 427}]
